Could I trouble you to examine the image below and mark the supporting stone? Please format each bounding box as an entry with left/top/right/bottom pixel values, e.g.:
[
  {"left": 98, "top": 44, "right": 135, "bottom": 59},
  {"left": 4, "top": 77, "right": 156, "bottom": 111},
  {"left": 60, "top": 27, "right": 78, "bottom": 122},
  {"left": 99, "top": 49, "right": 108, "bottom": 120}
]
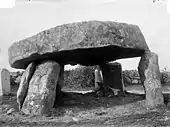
[
  {"left": 17, "top": 62, "right": 36, "bottom": 111},
  {"left": 0, "top": 68, "right": 11, "bottom": 96},
  {"left": 94, "top": 65, "right": 103, "bottom": 91},
  {"left": 101, "top": 62, "right": 124, "bottom": 96},
  {"left": 22, "top": 61, "right": 60, "bottom": 115},
  {"left": 138, "top": 51, "right": 164, "bottom": 107},
  {"left": 54, "top": 64, "right": 64, "bottom": 106}
]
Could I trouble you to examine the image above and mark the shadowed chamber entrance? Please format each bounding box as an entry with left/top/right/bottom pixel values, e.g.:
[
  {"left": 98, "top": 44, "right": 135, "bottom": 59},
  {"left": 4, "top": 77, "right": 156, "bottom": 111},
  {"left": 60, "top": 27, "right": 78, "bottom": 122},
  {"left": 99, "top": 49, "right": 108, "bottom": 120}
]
[
  {"left": 13, "top": 45, "right": 145, "bottom": 69},
  {"left": 65, "top": 46, "right": 144, "bottom": 94},
  {"left": 54, "top": 58, "right": 145, "bottom": 108},
  {"left": 61, "top": 46, "right": 145, "bottom": 66},
  {"left": 51, "top": 46, "right": 145, "bottom": 102},
  {"left": 46, "top": 46, "right": 145, "bottom": 66}
]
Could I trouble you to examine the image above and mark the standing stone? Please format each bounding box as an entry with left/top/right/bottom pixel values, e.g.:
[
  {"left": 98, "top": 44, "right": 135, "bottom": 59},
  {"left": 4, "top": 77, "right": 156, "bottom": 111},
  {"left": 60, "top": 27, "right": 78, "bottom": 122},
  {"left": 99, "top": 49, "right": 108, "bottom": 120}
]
[
  {"left": 17, "top": 62, "right": 35, "bottom": 111},
  {"left": 0, "top": 68, "right": 11, "bottom": 96},
  {"left": 94, "top": 65, "right": 103, "bottom": 90},
  {"left": 22, "top": 61, "right": 60, "bottom": 115},
  {"left": 101, "top": 62, "right": 124, "bottom": 91},
  {"left": 138, "top": 51, "right": 164, "bottom": 107},
  {"left": 54, "top": 64, "right": 64, "bottom": 106},
  {"left": 57, "top": 64, "right": 64, "bottom": 91},
  {"left": 94, "top": 71, "right": 99, "bottom": 90}
]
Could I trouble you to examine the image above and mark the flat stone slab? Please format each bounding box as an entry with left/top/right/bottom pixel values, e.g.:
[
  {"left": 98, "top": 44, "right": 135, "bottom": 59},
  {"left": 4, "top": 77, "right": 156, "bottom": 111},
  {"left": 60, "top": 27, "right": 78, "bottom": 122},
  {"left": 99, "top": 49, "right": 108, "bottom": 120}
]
[
  {"left": 8, "top": 21, "right": 149, "bottom": 69},
  {"left": 21, "top": 61, "right": 60, "bottom": 115}
]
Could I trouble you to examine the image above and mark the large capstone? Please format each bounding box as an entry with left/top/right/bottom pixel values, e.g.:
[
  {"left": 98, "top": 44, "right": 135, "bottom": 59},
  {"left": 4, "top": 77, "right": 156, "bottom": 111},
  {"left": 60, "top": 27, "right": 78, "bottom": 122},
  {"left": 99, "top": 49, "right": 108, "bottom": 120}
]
[
  {"left": 8, "top": 21, "right": 149, "bottom": 69},
  {"left": 21, "top": 61, "right": 60, "bottom": 115},
  {"left": 138, "top": 51, "right": 164, "bottom": 107}
]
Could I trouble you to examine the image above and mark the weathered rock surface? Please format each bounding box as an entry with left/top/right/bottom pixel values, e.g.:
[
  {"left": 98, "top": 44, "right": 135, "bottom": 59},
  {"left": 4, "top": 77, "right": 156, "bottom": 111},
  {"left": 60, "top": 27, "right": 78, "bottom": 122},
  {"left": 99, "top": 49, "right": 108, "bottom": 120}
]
[
  {"left": 57, "top": 64, "right": 64, "bottom": 91},
  {"left": 21, "top": 61, "right": 60, "bottom": 115},
  {"left": 138, "top": 51, "right": 164, "bottom": 107},
  {"left": 0, "top": 68, "right": 11, "bottom": 96},
  {"left": 102, "top": 62, "right": 124, "bottom": 90},
  {"left": 62, "top": 115, "right": 79, "bottom": 123},
  {"left": 101, "top": 62, "right": 124, "bottom": 96},
  {"left": 17, "top": 62, "right": 35, "bottom": 111},
  {"left": 9, "top": 21, "right": 149, "bottom": 69},
  {"left": 54, "top": 64, "right": 64, "bottom": 106},
  {"left": 6, "top": 108, "right": 16, "bottom": 115}
]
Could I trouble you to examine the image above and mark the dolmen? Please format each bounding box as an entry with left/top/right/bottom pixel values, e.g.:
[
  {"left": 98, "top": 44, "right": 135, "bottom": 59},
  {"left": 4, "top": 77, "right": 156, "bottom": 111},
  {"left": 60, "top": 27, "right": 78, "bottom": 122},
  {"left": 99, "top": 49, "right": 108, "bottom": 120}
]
[{"left": 8, "top": 20, "right": 164, "bottom": 115}]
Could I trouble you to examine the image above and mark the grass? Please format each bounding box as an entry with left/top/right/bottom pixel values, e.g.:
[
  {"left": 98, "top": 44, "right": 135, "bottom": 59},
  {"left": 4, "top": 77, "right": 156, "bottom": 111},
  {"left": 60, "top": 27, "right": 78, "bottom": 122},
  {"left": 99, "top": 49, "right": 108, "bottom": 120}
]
[
  {"left": 125, "top": 84, "right": 170, "bottom": 94},
  {"left": 0, "top": 84, "right": 170, "bottom": 127}
]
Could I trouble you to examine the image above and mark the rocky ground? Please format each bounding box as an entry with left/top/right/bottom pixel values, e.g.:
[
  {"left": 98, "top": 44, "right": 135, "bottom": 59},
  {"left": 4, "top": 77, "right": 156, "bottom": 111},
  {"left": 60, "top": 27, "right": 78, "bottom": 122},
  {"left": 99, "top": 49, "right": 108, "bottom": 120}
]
[{"left": 0, "top": 85, "right": 170, "bottom": 127}]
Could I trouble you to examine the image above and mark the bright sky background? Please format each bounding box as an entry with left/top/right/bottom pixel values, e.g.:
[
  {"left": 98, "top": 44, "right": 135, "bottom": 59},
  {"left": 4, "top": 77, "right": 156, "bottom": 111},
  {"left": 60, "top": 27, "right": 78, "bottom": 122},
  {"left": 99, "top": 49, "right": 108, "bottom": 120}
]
[{"left": 0, "top": 0, "right": 170, "bottom": 71}]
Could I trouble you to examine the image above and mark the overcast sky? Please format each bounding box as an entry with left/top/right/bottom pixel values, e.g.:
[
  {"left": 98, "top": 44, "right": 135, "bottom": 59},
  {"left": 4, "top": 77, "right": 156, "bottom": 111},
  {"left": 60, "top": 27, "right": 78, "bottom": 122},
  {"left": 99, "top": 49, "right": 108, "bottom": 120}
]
[{"left": 0, "top": 0, "right": 170, "bottom": 71}]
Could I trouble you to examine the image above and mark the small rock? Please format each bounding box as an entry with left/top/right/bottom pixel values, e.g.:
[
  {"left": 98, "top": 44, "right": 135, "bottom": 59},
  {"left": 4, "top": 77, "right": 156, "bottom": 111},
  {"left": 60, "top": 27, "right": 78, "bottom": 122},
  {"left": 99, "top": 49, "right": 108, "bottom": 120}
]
[
  {"left": 62, "top": 115, "right": 79, "bottom": 123},
  {"left": 62, "top": 115, "right": 74, "bottom": 123},
  {"left": 6, "top": 108, "right": 16, "bottom": 115},
  {"left": 165, "top": 116, "right": 169, "bottom": 121},
  {"left": 109, "top": 87, "right": 120, "bottom": 96},
  {"left": 108, "top": 94, "right": 114, "bottom": 98},
  {"left": 96, "top": 91, "right": 103, "bottom": 97},
  {"left": 72, "top": 117, "right": 79, "bottom": 122}
]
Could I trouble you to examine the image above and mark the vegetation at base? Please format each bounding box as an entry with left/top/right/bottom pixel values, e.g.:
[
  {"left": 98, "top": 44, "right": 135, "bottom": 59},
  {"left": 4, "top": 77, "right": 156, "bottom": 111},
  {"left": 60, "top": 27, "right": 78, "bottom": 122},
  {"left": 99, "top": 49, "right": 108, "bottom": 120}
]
[
  {"left": 122, "top": 70, "right": 139, "bottom": 86},
  {"left": 10, "top": 71, "right": 23, "bottom": 86},
  {"left": 160, "top": 67, "right": 170, "bottom": 85},
  {"left": 64, "top": 66, "right": 95, "bottom": 90}
]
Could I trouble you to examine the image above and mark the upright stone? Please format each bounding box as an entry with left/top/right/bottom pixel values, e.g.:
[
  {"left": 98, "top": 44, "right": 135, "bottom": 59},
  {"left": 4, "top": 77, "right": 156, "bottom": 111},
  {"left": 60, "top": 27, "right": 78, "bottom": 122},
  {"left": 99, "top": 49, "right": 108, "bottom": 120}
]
[
  {"left": 54, "top": 64, "right": 64, "bottom": 106},
  {"left": 22, "top": 61, "right": 60, "bottom": 115},
  {"left": 138, "top": 51, "right": 164, "bottom": 107},
  {"left": 17, "top": 62, "right": 36, "bottom": 111},
  {"left": 102, "top": 62, "right": 124, "bottom": 90},
  {"left": 94, "top": 65, "right": 103, "bottom": 90},
  {"left": 101, "top": 62, "right": 124, "bottom": 95},
  {"left": 0, "top": 68, "right": 11, "bottom": 96},
  {"left": 57, "top": 64, "right": 64, "bottom": 91}
]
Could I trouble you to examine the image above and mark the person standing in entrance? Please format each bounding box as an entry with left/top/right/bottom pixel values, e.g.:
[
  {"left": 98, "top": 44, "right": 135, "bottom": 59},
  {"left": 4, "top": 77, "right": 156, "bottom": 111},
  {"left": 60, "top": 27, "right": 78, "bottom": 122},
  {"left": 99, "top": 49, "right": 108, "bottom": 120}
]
[{"left": 94, "top": 65, "right": 104, "bottom": 92}]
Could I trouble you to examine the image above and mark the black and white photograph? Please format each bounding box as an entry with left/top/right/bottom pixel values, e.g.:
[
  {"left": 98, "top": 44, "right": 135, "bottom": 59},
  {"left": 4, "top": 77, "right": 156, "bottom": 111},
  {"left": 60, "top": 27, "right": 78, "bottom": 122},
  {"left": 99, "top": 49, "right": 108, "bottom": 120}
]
[{"left": 0, "top": 0, "right": 170, "bottom": 126}]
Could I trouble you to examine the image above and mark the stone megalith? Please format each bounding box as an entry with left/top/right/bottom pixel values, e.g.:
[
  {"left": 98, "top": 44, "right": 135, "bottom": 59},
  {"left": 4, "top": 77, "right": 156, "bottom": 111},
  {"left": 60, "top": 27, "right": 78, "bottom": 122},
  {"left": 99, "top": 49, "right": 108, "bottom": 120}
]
[
  {"left": 8, "top": 20, "right": 148, "bottom": 69},
  {"left": 8, "top": 20, "right": 161, "bottom": 114},
  {"left": 138, "top": 51, "right": 164, "bottom": 107},
  {"left": 17, "top": 62, "right": 36, "bottom": 111},
  {"left": 0, "top": 68, "right": 11, "bottom": 96},
  {"left": 102, "top": 62, "right": 124, "bottom": 89},
  {"left": 54, "top": 64, "right": 64, "bottom": 106},
  {"left": 100, "top": 62, "right": 124, "bottom": 96},
  {"left": 21, "top": 61, "right": 60, "bottom": 115}
]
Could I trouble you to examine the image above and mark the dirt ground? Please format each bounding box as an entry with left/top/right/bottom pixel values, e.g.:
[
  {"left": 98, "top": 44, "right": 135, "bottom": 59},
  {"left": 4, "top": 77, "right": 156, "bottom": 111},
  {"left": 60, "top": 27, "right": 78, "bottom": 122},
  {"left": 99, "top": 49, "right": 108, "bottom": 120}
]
[
  {"left": 125, "top": 84, "right": 170, "bottom": 94},
  {"left": 0, "top": 85, "right": 170, "bottom": 127}
]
